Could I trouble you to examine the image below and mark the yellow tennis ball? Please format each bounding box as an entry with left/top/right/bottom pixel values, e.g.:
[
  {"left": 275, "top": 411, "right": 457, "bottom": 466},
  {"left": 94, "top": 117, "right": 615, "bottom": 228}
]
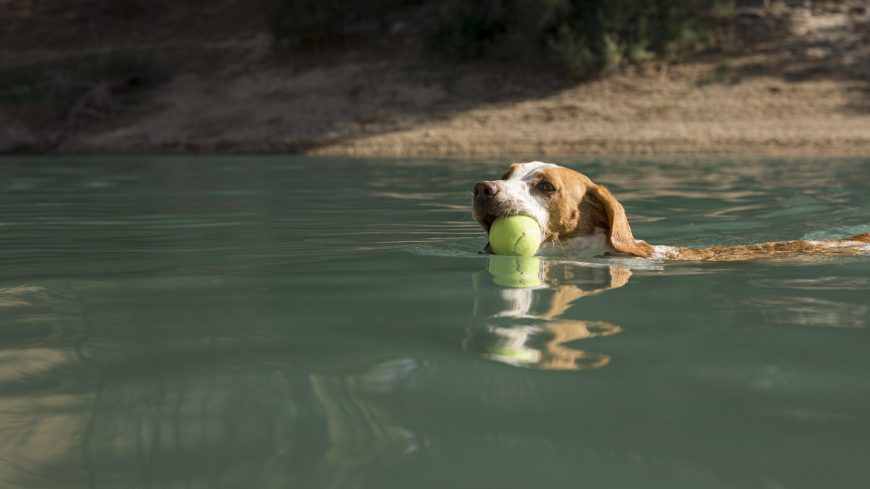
[{"left": 489, "top": 215, "right": 543, "bottom": 257}]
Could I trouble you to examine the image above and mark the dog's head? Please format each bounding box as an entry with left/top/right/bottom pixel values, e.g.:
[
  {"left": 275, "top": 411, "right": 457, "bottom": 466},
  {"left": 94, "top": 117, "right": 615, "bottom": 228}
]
[{"left": 472, "top": 162, "right": 653, "bottom": 257}]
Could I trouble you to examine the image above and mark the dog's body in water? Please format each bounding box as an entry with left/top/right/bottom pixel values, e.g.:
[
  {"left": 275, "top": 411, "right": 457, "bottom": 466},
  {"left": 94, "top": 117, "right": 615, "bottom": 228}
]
[{"left": 473, "top": 162, "right": 870, "bottom": 261}]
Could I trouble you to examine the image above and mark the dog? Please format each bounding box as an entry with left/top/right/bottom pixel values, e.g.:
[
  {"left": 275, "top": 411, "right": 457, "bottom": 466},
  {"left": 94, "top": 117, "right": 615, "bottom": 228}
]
[{"left": 473, "top": 162, "right": 870, "bottom": 261}]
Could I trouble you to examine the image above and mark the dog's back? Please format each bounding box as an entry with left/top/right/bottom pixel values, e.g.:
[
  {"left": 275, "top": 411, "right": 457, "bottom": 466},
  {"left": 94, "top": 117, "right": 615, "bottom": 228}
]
[{"left": 657, "top": 233, "right": 870, "bottom": 261}]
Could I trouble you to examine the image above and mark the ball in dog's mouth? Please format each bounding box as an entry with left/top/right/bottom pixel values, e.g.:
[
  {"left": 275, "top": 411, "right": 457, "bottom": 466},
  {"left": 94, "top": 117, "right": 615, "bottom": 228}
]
[{"left": 488, "top": 215, "right": 543, "bottom": 257}]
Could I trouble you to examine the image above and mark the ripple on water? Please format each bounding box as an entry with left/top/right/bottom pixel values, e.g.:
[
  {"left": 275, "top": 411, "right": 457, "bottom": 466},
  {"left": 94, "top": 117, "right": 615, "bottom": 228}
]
[
  {"left": 802, "top": 224, "right": 870, "bottom": 241},
  {"left": 751, "top": 276, "right": 870, "bottom": 290},
  {"left": 744, "top": 296, "right": 869, "bottom": 329}
]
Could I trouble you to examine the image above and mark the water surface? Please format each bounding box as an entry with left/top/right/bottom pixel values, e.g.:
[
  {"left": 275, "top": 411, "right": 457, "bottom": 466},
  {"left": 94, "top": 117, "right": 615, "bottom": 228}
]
[{"left": 0, "top": 156, "right": 869, "bottom": 489}]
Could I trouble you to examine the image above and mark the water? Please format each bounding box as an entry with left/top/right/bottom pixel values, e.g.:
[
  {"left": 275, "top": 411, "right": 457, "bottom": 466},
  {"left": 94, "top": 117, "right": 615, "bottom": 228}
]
[{"left": 0, "top": 156, "right": 869, "bottom": 489}]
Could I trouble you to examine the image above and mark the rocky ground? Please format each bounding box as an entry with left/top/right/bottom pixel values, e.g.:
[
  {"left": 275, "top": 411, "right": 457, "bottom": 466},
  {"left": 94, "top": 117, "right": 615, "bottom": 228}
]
[{"left": 1, "top": 0, "right": 868, "bottom": 157}]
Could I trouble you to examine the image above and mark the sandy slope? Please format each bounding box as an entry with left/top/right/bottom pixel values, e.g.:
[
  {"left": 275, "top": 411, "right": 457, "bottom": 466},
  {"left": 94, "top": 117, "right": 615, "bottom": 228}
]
[
  {"left": 2, "top": 2, "right": 869, "bottom": 157},
  {"left": 57, "top": 57, "right": 870, "bottom": 157}
]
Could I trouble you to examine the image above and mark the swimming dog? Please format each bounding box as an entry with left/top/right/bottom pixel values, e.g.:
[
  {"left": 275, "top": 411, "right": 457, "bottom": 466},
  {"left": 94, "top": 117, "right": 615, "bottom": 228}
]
[{"left": 473, "top": 162, "right": 870, "bottom": 261}]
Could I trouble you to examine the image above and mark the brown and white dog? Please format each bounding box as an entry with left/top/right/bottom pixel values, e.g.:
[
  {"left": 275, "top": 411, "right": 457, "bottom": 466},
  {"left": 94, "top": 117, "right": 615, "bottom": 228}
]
[{"left": 473, "top": 162, "right": 870, "bottom": 261}]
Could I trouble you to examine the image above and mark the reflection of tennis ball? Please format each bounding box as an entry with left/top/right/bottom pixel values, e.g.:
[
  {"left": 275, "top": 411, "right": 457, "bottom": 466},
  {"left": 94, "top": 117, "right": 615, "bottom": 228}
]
[
  {"left": 487, "top": 255, "right": 542, "bottom": 288},
  {"left": 486, "top": 346, "right": 540, "bottom": 363},
  {"left": 489, "top": 215, "right": 542, "bottom": 256}
]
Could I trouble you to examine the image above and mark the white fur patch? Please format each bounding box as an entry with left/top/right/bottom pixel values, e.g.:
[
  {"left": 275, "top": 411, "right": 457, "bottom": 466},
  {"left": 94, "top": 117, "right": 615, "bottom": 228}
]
[
  {"left": 493, "top": 162, "right": 559, "bottom": 234},
  {"left": 652, "top": 245, "right": 679, "bottom": 259},
  {"left": 817, "top": 240, "right": 870, "bottom": 253},
  {"left": 510, "top": 161, "right": 558, "bottom": 181}
]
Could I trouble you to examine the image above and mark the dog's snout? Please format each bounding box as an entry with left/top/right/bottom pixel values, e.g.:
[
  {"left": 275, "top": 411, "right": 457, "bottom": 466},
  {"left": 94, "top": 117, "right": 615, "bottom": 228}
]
[{"left": 474, "top": 181, "right": 499, "bottom": 199}]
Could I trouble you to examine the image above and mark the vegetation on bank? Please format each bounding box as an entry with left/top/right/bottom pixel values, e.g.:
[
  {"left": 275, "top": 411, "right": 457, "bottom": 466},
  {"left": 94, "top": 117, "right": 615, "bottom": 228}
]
[
  {"left": 0, "top": 52, "right": 170, "bottom": 122},
  {"left": 267, "top": 0, "right": 730, "bottom": 76},
  {"left": 0, "top": 0, "right": 731, "bottom": 130}
]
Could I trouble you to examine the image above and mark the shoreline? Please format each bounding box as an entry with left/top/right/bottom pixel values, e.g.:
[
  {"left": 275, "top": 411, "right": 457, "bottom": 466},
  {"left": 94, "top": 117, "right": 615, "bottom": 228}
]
[
  {"left": 3, "top": 5, "right": 868, "bottom": 159},
  {"left": 7, "top": 58, "right": 866, "bottom": 159},
  {"left": 7, "top": 144, "right": 869, "bottom": 159}
]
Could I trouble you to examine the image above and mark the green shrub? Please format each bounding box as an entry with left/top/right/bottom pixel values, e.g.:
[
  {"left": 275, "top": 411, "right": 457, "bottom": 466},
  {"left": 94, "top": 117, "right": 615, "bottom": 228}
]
[
  {"left": 428, "top": 0, "right": 726, "bottom": 76},
  {"left": 264, "top": 0, "right": 728, "bottom": 75},
  {"left": 428, "top": 0, "right": 568, "bottom": 60},
  {"left": 0, "top": 52, "right": 171, "bottom": 119},
  {"left": 267, "top": 0, "right": 407, "bottom": 44}
]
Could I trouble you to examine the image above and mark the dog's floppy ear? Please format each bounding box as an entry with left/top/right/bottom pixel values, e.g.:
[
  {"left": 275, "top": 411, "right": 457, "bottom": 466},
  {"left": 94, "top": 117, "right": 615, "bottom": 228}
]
[{"left": 586, "top": 184, "right": 654, "bottom": 257}]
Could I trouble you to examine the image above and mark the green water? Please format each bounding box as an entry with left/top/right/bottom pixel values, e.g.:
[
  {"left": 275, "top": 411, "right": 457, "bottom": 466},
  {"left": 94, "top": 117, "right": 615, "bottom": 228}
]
[{"left": 0, "top": 156, "right": 869, "bottom": 489}]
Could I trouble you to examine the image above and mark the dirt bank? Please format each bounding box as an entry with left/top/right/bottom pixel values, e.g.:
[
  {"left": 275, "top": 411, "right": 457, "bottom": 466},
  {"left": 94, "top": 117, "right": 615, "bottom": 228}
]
[{"left": 2, "top": 1, "right": 868, "bottom": 157}]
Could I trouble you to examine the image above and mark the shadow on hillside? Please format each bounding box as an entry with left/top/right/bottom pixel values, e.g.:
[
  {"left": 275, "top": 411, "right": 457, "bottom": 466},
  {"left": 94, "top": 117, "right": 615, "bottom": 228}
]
[
  {"left": 701, "top": 7, "right": 870, "bottom": 114},
  {"left": 1, "top": 0, "right": 868, "bottom": 153},
  {"left": 0, "top": 0, "right": 590, "bottom": 153}
]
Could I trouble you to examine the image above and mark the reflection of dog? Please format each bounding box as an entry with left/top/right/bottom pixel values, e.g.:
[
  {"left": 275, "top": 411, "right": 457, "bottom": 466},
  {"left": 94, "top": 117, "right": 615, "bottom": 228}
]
[
  {"left": 467, "top": 260, "right": 628, "bottom": 371},
  {"left": 473, "top": 161, "right": 870, "bottom": 261}
]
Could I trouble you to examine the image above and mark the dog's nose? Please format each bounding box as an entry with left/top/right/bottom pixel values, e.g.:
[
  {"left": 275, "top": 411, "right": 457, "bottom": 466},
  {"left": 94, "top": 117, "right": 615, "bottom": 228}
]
[{"left": 474, "top": 181, "right": 499, "bottom": 199}]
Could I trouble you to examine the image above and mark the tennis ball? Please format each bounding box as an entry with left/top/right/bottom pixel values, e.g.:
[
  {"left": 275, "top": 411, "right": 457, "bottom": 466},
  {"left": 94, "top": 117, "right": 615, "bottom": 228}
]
[
  {"left": 489, "top": 215, "right": 543, "bottom": 257},
  {"left": 487, "top": 255, "right": 542, "bottom": 288}
]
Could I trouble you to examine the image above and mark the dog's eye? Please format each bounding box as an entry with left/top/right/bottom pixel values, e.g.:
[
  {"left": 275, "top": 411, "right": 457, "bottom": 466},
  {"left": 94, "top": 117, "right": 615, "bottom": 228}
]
[{"left": 537, "top": 181, "right": 556, "bottom": 192}]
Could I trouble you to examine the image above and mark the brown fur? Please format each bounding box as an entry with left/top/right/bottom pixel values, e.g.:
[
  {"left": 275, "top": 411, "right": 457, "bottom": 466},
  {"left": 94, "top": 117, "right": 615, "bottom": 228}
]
[
  {"left": 665, "top": 237, "right": 870, "bottom": 261},
  {"left": 529, "top": 167, "right": 590, "bottom": 240},
  {"left": 584, "top": 184, "right": 654, "bottom": 257},
  {"left": 534, "top": 168, "right": 654, "bottom": 257}
]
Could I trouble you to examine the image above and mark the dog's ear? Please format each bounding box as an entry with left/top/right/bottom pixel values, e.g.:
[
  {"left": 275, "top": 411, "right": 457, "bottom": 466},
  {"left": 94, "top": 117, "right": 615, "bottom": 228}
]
[{"left": 586, "top": 184, "right": 654, "bottom": 257}]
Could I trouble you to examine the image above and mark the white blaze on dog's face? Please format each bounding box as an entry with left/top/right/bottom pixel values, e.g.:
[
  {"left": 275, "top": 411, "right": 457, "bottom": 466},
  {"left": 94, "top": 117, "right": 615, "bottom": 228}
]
[
  {"left": 473, "top": 162, "right": 654, "bottom": 257},
  {"left": 472, "top": 161, "right": 555, "bottom": 234}
]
